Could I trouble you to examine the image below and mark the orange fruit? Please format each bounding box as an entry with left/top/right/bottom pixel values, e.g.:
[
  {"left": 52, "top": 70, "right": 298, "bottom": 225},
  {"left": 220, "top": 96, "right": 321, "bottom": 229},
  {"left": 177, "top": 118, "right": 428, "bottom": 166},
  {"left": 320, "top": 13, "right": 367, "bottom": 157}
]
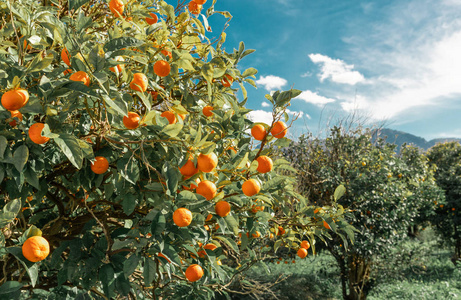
[
  {"left": 173, "top": 207, "right": 192, "bottom": 227},
  {"left": 91, "top": 156, "right": 109, "bottom": 174},
  {"left": 196, "top": 180, "right": 217, "bottom": 200},
  {"left": 123, "top": 112, "right": 140, "bottom": 129},
  {"left": 297, "top": 248, "right": 308, "bottom": 259},
  {"left": 197, "top": 152, "right": 218, "bottom": 173},
  {"left": 150, "top": 90, "right": 159, "bottom": 100},
  {"left": 9, "top": 110, "right": 23, "bottom": 126},
  {"left": 205, "top": 213, "right": 213, "bottom": 221},
  {"left": 323, "top": 221, "right": 331, "bottom": 230},
  {"left": 242, "top": 179, "right": 260, "bottom": 197},
  {"left": 221, "top": 74, "right": 233, "bottom": 87},
  {"left": 69, "top": 71, "right": 90, "bottom": 87},
  {"left": 300, "top": 240, "right": 310, "bottom": 250},
  {"left": 251, "top": 231, "right": 261, "bottom": 238},
  {"left": 271, "top": 121, "right": 287, "bottom": 138},
  {"left": 161, "top": 49, "right": 172, "bottom": 60},
  {"left": 179, "top": 159, "right": 198, "bottom": 177},
  {"left": 154, "top": 60, "right": 171, "bottom": 77},
  {"left": 251, "top": 202, "right": 263, "bottom": 213},
  {"left": 202, "top": 105, "right": 214, "bottom": 117},
  {"left": 109, "top": 56, "right": 125, "bottom": 73},
  {"left": 251, "top": 124, "right": 267, "bottom": 141},
  {"left": 161, "top": 111, "right": 176, "bottom": 124},
  {"left": 63, "top": 69, "right": 72, "bottom": 75},
  {"left": 61, "top": 47, "right": 71, "bottom": 66},
  {"left": 277, "top": 226, "right": 286, "bottom": 236},
  {"left": 198, "top": 243, "right": 217, "bottom": 257},
  {"left": 29, "top": 123, "right": 50, "bottom": 144},
  {"left": 22, "top": 236, "right": 50, "bottom": 262},
  {"left": 145, "top": 12, "right": 158, "bottom": 25},
  {"left": 256, "top": 156, "right": 273, "bottom": 173},
  {"left": 130, "top": 73, "right": 148, "bottom": 92},
  {"left": 109, "top": 0, "right": 124, "bottom": 17},
  {"left": 2, "top": 89, "right": 29, "bottom": 111},
  {"left": 194, "top": 0, "right": 206, "bottom": 4},
  {"left": 185, "top": 264, "right": 204, "bottom": 282},
  {"left": 179, "top": 113, "right": 186, "bottom": 120},
  {"left": 215, "top": 201, "right": 231, "bottom": 217},
  {"left": 188, "top": 1, "right": 202, "bottom": 14}
]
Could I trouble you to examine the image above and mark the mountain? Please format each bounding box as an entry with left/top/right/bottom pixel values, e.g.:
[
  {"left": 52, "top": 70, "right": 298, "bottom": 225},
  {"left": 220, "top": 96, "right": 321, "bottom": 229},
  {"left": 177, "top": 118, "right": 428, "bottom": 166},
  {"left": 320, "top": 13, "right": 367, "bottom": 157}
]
[{"left": 372, "top": 128, "right": 461, "bottom": 150}]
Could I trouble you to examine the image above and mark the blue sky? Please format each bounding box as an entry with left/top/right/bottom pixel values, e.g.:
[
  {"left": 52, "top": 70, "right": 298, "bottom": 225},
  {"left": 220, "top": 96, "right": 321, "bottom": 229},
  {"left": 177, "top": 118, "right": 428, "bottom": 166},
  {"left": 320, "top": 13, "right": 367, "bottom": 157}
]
[{"left": 201, "top": 0, "right": 461, "bottom": 140}]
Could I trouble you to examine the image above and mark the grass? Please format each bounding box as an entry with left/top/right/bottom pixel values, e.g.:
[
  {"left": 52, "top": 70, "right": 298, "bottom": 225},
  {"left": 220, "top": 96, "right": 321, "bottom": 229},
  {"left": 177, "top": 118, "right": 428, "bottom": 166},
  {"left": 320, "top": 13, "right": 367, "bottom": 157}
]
[{"left": 229, "top": 228, "right": 461, "bottom": 300}]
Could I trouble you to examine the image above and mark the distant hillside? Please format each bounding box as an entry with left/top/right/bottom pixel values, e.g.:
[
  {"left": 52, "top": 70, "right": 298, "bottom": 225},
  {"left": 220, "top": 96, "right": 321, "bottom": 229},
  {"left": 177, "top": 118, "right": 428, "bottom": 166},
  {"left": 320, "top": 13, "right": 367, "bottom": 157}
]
[{"left": 372, "top": 128, "right": 461, "bottom": 150}]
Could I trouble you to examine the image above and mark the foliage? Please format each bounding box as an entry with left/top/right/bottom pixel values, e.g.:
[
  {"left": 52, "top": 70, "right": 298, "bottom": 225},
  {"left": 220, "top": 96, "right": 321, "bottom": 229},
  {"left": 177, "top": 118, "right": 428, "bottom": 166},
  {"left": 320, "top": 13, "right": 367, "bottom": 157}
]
[
  {"left": 0, "top": 0, "right": 350, "bottom": 298},
  {"left": 427, "top": 141, "right": 461, "bottom": 260},
  {"left": 284, "top": 126, "right": 442, "bottom": 299}
]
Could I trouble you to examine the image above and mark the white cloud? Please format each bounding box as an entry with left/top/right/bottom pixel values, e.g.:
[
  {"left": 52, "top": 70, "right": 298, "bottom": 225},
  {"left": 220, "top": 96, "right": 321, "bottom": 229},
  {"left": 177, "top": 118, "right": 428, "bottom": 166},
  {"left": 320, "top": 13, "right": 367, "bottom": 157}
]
[
  {"left": 261, "top": 102, "right": 270, "bottom": 107},
  {"left": 308, "top": 53, "right": 365, "bottom": 85},
  {"left": 247, "top": 110, "right": 273, "bottom": 125},
  {"left": 295, "top": 90, "right": 336, "bottom": 106},
  {"left": 332, "top": 0, "right": 461, "bottom": 121},
  {"left": 255, "top": 75, "right": 287, "bottom": 91},
  {"left": 287, "top": 109, "right": 310, "bottom": 119}
]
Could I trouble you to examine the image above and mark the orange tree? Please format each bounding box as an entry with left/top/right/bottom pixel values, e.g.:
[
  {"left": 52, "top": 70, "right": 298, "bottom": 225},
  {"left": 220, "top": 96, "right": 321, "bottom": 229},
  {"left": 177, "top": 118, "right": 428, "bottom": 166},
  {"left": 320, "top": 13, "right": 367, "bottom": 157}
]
[
  {"left": 427, "top": 142, "right": 461, "bottom": 262},
  {"left": 0, "top": 0, "right": 349, "bottom": 298},
  {"left": 284, "top": 126, "right": 442, "bottom": 300}
]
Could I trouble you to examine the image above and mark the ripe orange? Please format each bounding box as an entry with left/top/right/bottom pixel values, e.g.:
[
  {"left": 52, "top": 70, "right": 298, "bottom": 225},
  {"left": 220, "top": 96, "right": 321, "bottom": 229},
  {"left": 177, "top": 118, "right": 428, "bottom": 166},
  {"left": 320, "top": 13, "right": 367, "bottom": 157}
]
[
  {"left": 69, "top": 71, "right": 90, "bottom": 87},
  {"left": 197, "top": 152, "right": 218, "bottom": 173},
  {"left": 188, "top": 1, "right": 202, "bottom": 14},
  {"left": 271, "top": 121, "right": 287, "bottom": 138},
  {"left": 206, "top": 213, "right": 213, "bottom": 221},
  {"left": 196, "top": 180, "right": 217, "bottom": 200},
  {"left": 9, "top": 110, "right": 23, "bottom": 126},
  {"left": 109, "top": 0, "right": 124, "bottom": 17},
  {"left": 215, "top": 201, "right": 231, "bottom": 217},
  {"left": 145, "top": 12, "right": 158, "bottom": 25},
  {"left": 251, "top": 124, "right": 267, "bottom": 141},
  {"left": 251, "top": 231, "right": 261, "bottom": 238},
  {"left": 153, "top": 60, "right": 171, "bottom": 77},
  {"left": 161, "top": 111, "right": 176, "bottom": 124},
  {"left": 256, "top": 156, "right": 273, "bottom": 173},
  {"left": 202, "top": 105, "right": 214, "bottom": 117},
  {"left": 29, "top": 123, "right": 50, "bottom": 144},
  {"left": 277, "top": 226, "right": 285, "bottom": 236},
  {"left": 198, "top": 243, "right": 217, "bottom": 257},
  {"left": 130, "top": 73, "right": 148, "bottom": 92},
  {"left": 242, "top": 179, "right": 260, "bottom": 197},
  {"left": 91, "top": 156, "right": 109, "bottom": 174},
  {"left": 61, "top": 47, "right": 71, "bottom": 66},
  {"left": 109, "top": 56, "right": 125, "bottom": 73},
  {"left": 221, "top": 74, "right": 233, "bottom": 87},
  {"left": 194, "top": 0, "right": 206, "bottom": 4},
  {"left": 297, "top": 248, "right": 308, "bottom": 259},
  {"left": 179, "top": 159, "right": 198, "bottom": 177},
  {"left": 300, "top": 240, "right": 310, "bottom": 250},
  {"left": 22, "top": 236, "right": 50, "bottom": 262},
  {"left": 123, "top": 112, "right": 140, "bottom": 129},
  {"left": 161, "top": 49, "right": 172, "bottom": 60},
  {"left": 2, "top": 89, "right": 29, "bottom": 111},
  {"left": 173, "top": 207, "right": 192, "bottom": 227},
  {"left": 185, "top": 264, "right": 204, "bottom": 282},
  {"left": 323, "top": 221, "right": 331, "bottom": 230}
]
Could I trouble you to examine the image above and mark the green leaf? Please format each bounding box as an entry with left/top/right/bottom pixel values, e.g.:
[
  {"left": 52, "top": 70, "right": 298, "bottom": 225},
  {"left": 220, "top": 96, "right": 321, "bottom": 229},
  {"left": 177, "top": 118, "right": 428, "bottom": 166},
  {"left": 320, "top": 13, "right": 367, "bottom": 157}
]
[
  {"left": 103, "top": 37, "right": 144, "bottom": 52},
  {"left": 175, "top": 59, "right": 195, "bottom": 71},
  {"left": 53, "top": 134, "right": 84, "bottom": 169},
  {"left": 334, "top": 185, "right": 346, "bottom": 201},
  {"left": 99, "top": 264, "right": 115, "bottom": 298},
  {"left": 242, "top": 67, "right": 258, "bottom": 78},
  {"left": 117, "top": 158, "right": 140, "bottom": 185},
  {"left": 69, "top": 0, "right": 90, "bottom": 10},
  {"left": 4, "top": 199, "right": 21, "bottom": 215},
  {"left": 24, "top": 225, "right": 42, "bottom": 238},
  {"left": 122, "top": 194, "right": 137, "bottom": 215},
  {"left": 24, "top": 166, "right": 40, "bottom": 189},
  {"left": 224, "top": 214, "right": 239, "bottom": 235},
  {"left": 76, "top": 12, "right": 92, "bottom": 33},
  {"left": 0, "top": 281, "right": 24, "bottom": 295},
  {"left": 12, "top": 145, "right": 28, "bottom": 172},
  {"left": 0, "top": 136, "right": 8, "bottom": 159},
  {"left": 102, "top": 94, "right": 128, "bottom": 117},
  {"left": 151, "top": 211, "right": 166, "bottom": 235},
  {"left": 201, "top": 63, "right": 214, "bottom": 83},
  {"left": 215, "top": 235, "right": 239, "bottom": 254},
  {"left": 161, "top": 124, "right": 183, "bottom": 137},
  {"left": 143, "top": 257, "right": 156, "bottom": 287},
  {"left": 123, "top": 254, "right": 140, "bottom": 277},
  {"left": 6, "top": 247, "right": 39, "bottom": 287},
  {"left": 0, "top": 231, "right": 4, "bottom": 248},
  {"left": 27, "top": 53, "right": 54, "bottom": 73}
]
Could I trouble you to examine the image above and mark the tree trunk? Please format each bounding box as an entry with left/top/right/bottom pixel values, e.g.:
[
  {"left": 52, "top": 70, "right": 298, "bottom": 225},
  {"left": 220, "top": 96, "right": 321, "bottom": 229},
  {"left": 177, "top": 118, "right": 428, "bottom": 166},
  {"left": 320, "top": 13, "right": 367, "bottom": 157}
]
[{"left": 347, "top": 255, "right": 371, "bottom": 300}]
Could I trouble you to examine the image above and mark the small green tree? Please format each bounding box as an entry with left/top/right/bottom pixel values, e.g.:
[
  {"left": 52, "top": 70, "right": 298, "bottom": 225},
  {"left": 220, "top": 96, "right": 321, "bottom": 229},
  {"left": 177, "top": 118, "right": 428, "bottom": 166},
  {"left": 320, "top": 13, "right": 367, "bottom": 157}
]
[
  {"left": 427, "top": 141, "right": 461, "bottom": 262},
  {"left": 285, "top": 126, "right": 441, "bottom": 300}
]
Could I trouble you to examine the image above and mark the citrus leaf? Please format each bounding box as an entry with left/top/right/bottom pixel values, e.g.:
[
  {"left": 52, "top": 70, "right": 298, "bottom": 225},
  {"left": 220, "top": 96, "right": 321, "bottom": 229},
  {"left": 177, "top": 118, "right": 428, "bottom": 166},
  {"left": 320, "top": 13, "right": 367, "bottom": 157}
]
[
  {"left": 53, "top": 134, "right": 84, "bottom": 169},
  {"left": 103, "top": 37, "right": 143, "bottom": 52},
  {"left": 12, "top": 145, "right": 28, "bottom": 172},
  {"left": 0, "top": 136, "right": 7, "bottom": 158},
  {"left": 0, "top": 281, "right": 23, "bottom": 295},
  {"left": 161, "top": 124, "right": 183, "bottom": 137},
  {"left": 334, "top": 185, "right": 346, "bottom": 201}
]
